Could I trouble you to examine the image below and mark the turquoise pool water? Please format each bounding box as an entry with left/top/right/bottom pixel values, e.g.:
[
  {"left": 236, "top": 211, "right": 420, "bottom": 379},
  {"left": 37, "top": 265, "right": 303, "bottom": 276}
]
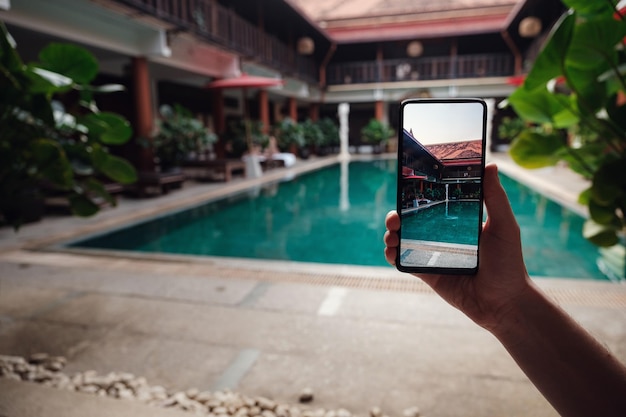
[
  {"left": 402, "top": 202, "right": 481, "bottom": 246},
  {"left": 70, "top": 159, "right": 609, "bottom": 280}
]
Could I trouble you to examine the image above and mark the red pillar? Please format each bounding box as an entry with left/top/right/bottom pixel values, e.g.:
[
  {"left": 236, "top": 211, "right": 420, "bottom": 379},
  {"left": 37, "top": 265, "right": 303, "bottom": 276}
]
[
  {"left": 375, "top": 100, "right": 384, "bottom": 121},
  {"left": 309, "top": 103, "right": 319, "bottom": 122},
  {"left": 212, "top": 89, "right": 226, "bottom": 157},
  {"left": 259, "top": 89, "right": 270, "bottom": 134},
  {"left": 288, "top": 97, "right": 297, "bottom": 121},
  {"left": 132, "top": 57, "right": 154, "bottom": 171}
]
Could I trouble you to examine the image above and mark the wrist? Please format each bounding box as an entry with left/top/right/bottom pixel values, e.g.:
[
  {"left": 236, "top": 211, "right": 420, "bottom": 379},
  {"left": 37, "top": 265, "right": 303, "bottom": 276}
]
[{"left": 487, "top": 280, "right": 546, "bottom": 345}]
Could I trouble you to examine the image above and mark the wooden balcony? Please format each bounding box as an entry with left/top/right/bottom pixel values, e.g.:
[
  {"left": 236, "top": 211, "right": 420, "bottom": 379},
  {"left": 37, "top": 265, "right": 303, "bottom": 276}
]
[
  {"left": 327, "top": 53, "right": 514, "bottom": 85},
  {"left": 111, "top": 0, "right": 319, "bottom": 83}
]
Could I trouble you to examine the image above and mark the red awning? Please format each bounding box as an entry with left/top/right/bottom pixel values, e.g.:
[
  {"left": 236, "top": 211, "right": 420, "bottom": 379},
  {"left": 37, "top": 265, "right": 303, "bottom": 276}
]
[
  {"left": 404, "top": 175, "right": 427, "bottom": 179},
  {"left": 206, "top": 73, "right": 285, "bottom": 89}
]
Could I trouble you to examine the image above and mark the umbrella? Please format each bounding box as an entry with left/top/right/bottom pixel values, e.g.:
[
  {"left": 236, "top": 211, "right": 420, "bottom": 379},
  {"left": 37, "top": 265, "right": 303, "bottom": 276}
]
[
  {"left": 206, "top": 73, "right": 285, "bottom": 153},
  {"left": 205, "top": 73, "right": 285, "bottom": 89}
]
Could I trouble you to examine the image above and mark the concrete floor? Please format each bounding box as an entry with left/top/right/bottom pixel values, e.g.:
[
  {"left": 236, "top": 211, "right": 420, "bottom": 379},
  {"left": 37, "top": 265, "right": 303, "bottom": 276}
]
[{"left": 1, "top": 154, "right": 625, "bottom": 417}]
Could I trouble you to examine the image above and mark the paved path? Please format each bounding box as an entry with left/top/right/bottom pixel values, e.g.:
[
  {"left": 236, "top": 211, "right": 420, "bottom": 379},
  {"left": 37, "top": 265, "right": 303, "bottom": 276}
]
[{"left": 1, "top": 154, "right": 625, "bottom": 417}]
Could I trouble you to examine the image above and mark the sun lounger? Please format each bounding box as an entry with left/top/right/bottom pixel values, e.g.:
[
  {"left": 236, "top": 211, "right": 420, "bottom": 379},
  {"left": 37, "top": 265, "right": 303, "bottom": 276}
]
[{"left": 182, "top": 158, "right": 246, "bottom": 182}]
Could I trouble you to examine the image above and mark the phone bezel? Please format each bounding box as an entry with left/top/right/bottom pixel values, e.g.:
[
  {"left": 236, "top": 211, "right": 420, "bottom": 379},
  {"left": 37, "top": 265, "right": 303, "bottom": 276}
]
[{"left": 395, "top": 98, "right": 487, "bottom": 275}]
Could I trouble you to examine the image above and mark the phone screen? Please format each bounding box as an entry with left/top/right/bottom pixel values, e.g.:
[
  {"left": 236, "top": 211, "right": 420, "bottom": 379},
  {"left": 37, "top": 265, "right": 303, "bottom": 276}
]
[{"left": 396, "top": 98, "right": 486, "bottom": 274}]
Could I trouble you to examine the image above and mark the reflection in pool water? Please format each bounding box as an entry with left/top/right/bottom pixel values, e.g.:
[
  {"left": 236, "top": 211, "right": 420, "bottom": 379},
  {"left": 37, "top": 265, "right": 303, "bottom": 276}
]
[{"left": 70, "top": 159, "right": 609, "bottom": 280}]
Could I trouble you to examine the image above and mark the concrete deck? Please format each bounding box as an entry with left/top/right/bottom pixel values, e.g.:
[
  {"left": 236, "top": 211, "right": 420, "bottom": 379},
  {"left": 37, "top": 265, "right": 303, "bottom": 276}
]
[{"left": 1, "top": 154, "right": 625, "bottom": 417}]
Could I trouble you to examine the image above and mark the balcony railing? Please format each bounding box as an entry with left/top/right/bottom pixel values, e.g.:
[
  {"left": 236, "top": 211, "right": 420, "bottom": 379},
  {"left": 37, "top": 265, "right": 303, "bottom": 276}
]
[
  {"left": 111, "top": 0, "right": 319, "bottom": 83},
  {"left": 327, "top": 53, "right": 514, "bottom": 85}
]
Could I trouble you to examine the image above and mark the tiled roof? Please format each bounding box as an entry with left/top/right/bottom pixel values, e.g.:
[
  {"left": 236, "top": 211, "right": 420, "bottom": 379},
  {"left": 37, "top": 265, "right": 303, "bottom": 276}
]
[
  {"left": 291, "top": 0, "right": 521, "bottom": 22},
  {"left": 425, "top": 140, "right": 483, "bottom": 160},
  {"left": 290, "top": 0, "right": 523, "bottom": 42}
]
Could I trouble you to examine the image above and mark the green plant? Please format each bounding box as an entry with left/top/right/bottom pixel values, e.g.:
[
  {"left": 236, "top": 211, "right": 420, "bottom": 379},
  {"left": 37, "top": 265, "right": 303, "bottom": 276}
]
[
  {"left": 301, "top": 118, "right": 324, "bottom": 148},
  {"left": 0, "top": 22, "right": 136, "bottom": 228},
  {"left": 151, "top": 104, "right": 216, "bottom": 169},
  {"left": 506, "top": 0, "right": 626, "bottom": 247},
  {"left": 274, "top": 118, "right": 305, "bottom": 151},
  {"left": 223, "top": 119, "right": 267, "bottom": 158},
  {"left": 317, "top": 117, "right": 340, "bottom": 148},
  {"left": 361, "top": 118, "right": 395, "bottom": 145},
  {"left": 498, "top": 116, "right": 526, "bottom": 144}
]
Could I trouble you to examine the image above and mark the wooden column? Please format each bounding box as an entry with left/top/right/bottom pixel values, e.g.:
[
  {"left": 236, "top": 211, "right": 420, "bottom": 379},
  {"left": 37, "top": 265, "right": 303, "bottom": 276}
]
[
  {"left": 259, "top": 89, "right": 270, "bottom": 133},
  {"left": 212, "top": 89, "right": 226, "bottom": 157},
  {"left": 132, "top": 57, "right": 154, "bottom": 171},
  {"left": 309, "top": 103, "right": 319, "bottom": 122},
  {"left": 375, "top": 100, "right": 384, "bottom": 121},
  {"left": 288, "top": 97, "right": 297, "bottom": 121}
]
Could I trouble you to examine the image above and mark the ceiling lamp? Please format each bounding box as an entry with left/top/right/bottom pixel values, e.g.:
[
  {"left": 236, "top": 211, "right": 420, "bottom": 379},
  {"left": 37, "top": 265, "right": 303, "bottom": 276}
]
[
  {"left": 519, "top": 17, "right": 542, "bottom": 38},
  {"left": 297, "top": 37, "right": 315, "bottom": 55},
  {"left": 406, "top": 41, "right": 423, "bottom": 58}
]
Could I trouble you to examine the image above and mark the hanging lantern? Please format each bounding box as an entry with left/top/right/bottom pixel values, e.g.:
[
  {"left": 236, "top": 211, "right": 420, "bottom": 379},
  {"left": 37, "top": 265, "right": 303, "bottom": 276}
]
[
  {"left": 406, "top": 41, "right": 423, "bottom": 57},
  {"left": 518, "top": 17, "right": 542, "bottom": 38},
  {"left": 297, "top": 37, "right": 315, "bottom": 55}
]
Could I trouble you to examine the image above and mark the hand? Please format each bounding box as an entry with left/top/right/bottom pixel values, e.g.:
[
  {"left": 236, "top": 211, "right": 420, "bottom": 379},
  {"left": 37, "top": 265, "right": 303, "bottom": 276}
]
[{"left": 383, "top": 164, "right": 533, "bottom": 331}]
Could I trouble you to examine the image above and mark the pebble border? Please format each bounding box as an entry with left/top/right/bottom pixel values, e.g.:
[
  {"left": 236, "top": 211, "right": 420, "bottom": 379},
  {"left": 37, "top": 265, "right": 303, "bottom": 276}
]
[{"left": 0, "top": 353, "right": 422, "bottom": 417}]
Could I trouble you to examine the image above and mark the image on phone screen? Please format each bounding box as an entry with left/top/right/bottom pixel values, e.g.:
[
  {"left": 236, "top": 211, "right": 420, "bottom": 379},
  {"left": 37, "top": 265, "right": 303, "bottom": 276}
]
[{"left": 397, "top": 99, "right": 486, "bottom": 273}]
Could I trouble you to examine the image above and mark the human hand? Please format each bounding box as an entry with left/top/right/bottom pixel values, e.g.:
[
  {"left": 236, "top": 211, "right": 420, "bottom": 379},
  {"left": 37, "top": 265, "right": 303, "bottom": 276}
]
[{"left": 383, "top": 164, "right": 533, "bottom": 331}]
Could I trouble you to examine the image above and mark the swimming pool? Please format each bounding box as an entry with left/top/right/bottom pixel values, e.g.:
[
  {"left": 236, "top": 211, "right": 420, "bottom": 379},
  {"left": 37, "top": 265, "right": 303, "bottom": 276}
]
[
  {"left": 70, "top": 159, "right": 610, "bottom": 280},
  {"left": 402, "top": 202, "right": 481, "bottom": 246}
]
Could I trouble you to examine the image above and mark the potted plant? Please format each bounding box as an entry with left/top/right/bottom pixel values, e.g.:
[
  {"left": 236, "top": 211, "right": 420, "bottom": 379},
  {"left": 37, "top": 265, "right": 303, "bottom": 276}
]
[
  {"left": 361, "top": 118, "right": 395, "bottom": 153},
  {"left": 223, "top": 119, "right": 267, "bottom": 158},
  {"left": 301, "top": 118, "right": 324, "bottom": 156},
  {"left": 496, "top": 116, "right": 526, "bottom": 151},
  {"left": 150, "top": 104, "right": 217, "bottom": 171},
  {"left": 274, "top": 118, "right": 305, "bottom": 156},
  {"left": 505, "top": 0, "right": 626, "bottom": 279},
  {"left": 317, "top": 117, "right": 340, "bottom": 154},
  {"left": 0, "top": 23, "right": 137, "bottom": 229}
]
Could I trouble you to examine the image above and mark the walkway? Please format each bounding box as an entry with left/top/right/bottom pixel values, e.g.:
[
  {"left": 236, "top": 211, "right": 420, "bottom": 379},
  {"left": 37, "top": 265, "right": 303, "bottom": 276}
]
[{"left": 1, "top": 154, "right": 625, "bottom": 417}]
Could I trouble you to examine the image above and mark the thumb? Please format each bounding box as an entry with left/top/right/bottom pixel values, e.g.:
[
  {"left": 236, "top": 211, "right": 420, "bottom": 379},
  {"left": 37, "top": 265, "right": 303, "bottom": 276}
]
[{"left": 483, "top": 164, "right": 517, "bottom": 231}]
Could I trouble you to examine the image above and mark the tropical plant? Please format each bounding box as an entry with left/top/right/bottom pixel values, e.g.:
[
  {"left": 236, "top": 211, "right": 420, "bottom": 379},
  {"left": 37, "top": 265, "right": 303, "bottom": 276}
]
[
  {"left": 361, "top": 118, "right": 395, "bottom": 146},
  {"left": 0, "top": 22, "right": 136, "bottom": 228},
  {"left": 317, "top": 117, "right": 340, "bottom": 150},
  {"left": 273, "top": 118, "right": 305, "bottom": 152},
  {"left": 150, "top": 104, "right": 217, "bottom": 169},
  {"left": 301, "top": 118, "right": 324, "bottom": 148},
  {"left": 498, "top": 116, "right": 526, "bottom": 144},
  {"left": 223, "top": 119, "right": 268, "bottom": 158},
  {"left": 506, "top": 0, "right": 626, "bottom": 248}
]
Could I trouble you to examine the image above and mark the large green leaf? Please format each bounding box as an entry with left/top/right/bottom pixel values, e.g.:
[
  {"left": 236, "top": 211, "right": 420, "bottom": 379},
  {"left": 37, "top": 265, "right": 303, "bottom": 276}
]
[
  {"left": 508, "top": 86, "right": 570, "bottom": 124},
  {"left": 81, "top": 177, "right": 116, "bottom": 206},
  {"left": 567, "top": 18, "right": 626, "bottom": 70},
  {"left": 524, "top": 11, "right": 576, "bottom": 91},
  {"left": 26, "top": 66, "right": 73, "bottom": 94},
  {"left": 31, "top": 139, "right": 73, "bottom": 188},
  {"left": 69, "top": 194, "right": 100, "bottom": 217},
  {"left": 0, "top": 22, "right": 23, "bottom": 73},
  {"left": 568, "top": 67, "right": 608, "bottom": 114},
  {"left": 96, "top": 153, "right": 137, "bottom": 184},
  {"left": 38, "top": 43, "right": 98, "bottom": 84},
  {"left": 583, "top": 219, "right": 619, "bottom": 246},
  {"left": 606, "top": 93, "right": 626, "bottom": 132},
  {"left": 589, "top": 199, "right": 621, "bottom": 225},
  {"left": 562, "top": 0, "right": 619, "bottom": 18},
  {"left": 509, "top": 131, "right": 565, "bottom": 168},
  {"left": 591, "top": 157, "right": 626, "bottom": 204},
  {"left": 80, "top": 112, "right": 133, "bottom": 144}
]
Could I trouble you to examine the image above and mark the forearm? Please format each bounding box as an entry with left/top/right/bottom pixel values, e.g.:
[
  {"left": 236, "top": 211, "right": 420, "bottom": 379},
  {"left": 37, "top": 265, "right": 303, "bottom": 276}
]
[{"left": 491, "top": 282, "right": 626, "bottom": 417}]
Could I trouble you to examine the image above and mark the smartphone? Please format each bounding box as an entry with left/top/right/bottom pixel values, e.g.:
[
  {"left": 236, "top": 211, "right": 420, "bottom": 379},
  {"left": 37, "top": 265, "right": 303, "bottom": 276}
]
[{"left": 396, "top": 98, "right": 487, "bottom": 274}]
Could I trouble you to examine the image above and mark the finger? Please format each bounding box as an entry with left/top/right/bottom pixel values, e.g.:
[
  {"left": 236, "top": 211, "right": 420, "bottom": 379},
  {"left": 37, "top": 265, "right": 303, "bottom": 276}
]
[
  {"left": 384, "top": 246, "right": 397, "bottom": 265},
  {"left": 483, "top": 164, "right": 517, "bottom": 230},
  {"left": 384, "top": 229, "right": 399, "bottom": 248},
  {"left": 385, "top": 210, "right": 400, "bottom": 231}
]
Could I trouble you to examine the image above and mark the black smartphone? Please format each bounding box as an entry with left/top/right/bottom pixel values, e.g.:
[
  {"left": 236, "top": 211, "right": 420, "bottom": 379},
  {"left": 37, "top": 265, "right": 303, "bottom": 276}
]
[{"left": 396, "top": 98, "right": 487, "bottom": 274}]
